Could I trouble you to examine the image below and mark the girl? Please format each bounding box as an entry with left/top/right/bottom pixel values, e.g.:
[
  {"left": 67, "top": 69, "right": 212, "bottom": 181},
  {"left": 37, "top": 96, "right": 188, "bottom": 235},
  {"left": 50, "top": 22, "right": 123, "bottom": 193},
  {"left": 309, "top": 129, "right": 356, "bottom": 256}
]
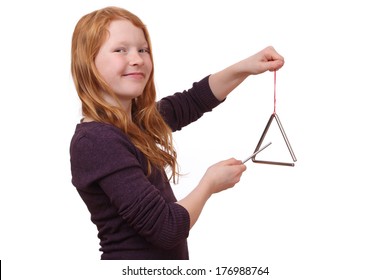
[{"left": 70, "top": 6, "right": 284, "bottom": 260}]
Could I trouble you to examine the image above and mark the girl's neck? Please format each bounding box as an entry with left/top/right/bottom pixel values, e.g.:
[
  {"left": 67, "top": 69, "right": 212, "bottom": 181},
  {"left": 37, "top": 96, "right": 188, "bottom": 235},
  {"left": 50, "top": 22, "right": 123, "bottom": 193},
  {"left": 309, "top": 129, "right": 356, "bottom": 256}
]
[{"left": 81, "top": 116, "right": 95, "bottom": 123}]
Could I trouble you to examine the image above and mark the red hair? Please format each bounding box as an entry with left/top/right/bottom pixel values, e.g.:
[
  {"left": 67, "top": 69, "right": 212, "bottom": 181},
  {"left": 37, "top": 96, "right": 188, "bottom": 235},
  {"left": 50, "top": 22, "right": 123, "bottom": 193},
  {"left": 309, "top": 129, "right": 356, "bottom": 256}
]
[{"left": 71, "top": 6, "right": 178, "bottom": 181}]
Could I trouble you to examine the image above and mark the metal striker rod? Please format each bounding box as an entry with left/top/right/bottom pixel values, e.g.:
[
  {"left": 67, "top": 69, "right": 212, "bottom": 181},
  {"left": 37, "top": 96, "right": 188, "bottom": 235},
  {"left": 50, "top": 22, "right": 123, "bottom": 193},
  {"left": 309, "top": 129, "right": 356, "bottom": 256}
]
[{"left": 242, "top": 142, "right": 272, "bottom": 164}]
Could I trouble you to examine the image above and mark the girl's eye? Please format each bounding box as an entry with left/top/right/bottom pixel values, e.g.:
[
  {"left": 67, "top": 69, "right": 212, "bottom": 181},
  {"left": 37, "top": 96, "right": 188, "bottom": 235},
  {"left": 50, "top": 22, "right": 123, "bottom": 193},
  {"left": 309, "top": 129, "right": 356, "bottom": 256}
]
[
  {"left": 114, "top": 48, "right": 127, "bottom": 53},
  {"left": 139, "top": 48, "right": 150, "bottom": 54}
]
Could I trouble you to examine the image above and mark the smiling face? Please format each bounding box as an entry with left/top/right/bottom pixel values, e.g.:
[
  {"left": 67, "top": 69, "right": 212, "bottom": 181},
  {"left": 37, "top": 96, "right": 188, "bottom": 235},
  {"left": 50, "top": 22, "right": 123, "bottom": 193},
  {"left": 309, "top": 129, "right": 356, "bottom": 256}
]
[{"left": 95, "top": 19, "right": 153, "bottom": 111}]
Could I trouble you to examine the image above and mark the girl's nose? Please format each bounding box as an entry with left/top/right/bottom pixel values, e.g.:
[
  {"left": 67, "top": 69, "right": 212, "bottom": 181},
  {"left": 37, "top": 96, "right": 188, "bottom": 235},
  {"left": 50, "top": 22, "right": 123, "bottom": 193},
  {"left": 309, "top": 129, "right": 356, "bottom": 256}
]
[{"left": 127, "top": 50, "right": 144, "bottom": 66}]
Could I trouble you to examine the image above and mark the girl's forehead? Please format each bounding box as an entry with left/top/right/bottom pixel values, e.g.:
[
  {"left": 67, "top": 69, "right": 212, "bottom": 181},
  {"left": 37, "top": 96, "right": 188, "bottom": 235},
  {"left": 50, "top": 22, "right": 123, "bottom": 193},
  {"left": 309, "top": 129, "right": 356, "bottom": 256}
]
[
  {"left": 105, "top": 19, "right": 146, "bottom": 43},
  {"left": 107, "top": 20, "right": 139, "bottom": 35}
]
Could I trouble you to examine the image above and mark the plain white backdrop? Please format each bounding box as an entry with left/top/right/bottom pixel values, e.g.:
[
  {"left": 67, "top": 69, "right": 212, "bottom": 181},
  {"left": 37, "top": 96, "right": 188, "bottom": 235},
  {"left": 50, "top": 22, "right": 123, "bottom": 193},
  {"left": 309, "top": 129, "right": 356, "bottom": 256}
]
[{"left": 1, "top": 0, "right": 389, "bottom": 279}]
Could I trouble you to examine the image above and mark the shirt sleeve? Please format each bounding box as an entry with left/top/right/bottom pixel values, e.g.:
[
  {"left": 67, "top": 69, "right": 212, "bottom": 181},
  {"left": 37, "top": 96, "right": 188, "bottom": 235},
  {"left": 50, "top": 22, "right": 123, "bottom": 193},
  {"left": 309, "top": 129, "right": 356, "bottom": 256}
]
[
  {"left": 157, "top": 75, "right": 223, "bottom": 132},
  {"left": 70, "top": 126, "right": 190, "bottom": 250}
]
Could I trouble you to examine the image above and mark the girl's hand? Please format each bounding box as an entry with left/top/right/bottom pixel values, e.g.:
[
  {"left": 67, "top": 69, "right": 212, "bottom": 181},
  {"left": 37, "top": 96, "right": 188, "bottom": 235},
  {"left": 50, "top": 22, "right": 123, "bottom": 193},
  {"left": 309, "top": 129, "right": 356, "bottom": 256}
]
[
  {"left": 240, "top": 46, "right": 285, "bottom": 75},
  {"left": 200, "top": 158, "right": 247, "bottom": 195}
]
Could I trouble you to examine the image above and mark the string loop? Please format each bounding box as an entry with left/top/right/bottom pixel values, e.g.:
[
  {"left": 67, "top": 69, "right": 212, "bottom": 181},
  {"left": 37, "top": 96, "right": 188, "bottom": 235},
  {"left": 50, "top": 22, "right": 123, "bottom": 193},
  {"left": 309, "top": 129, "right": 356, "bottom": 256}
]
[{"left": 273, "top": 71, "right": 276, "bottom": 115}]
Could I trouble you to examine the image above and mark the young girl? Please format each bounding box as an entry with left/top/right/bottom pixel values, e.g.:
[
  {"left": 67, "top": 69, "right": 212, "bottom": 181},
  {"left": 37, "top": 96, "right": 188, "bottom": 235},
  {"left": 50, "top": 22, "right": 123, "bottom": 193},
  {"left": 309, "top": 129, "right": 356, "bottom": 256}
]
[{"left": 70, "top": 6, "right": 284, "bottom": 260}]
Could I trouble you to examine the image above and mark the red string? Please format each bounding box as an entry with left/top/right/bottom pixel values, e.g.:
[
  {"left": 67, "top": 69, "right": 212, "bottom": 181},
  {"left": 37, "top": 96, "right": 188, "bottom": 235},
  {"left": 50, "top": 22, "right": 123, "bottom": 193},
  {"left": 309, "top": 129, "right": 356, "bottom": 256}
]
[{"left": 273, "top": 71, "right": 276, "bottom": 115}]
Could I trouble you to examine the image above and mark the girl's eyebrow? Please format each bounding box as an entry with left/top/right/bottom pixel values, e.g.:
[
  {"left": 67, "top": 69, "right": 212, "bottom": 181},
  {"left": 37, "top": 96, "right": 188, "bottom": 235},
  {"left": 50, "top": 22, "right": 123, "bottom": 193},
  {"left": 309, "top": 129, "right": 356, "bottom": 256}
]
[{"left": 115, "top": 39, "right": 148, "bottom": 46}]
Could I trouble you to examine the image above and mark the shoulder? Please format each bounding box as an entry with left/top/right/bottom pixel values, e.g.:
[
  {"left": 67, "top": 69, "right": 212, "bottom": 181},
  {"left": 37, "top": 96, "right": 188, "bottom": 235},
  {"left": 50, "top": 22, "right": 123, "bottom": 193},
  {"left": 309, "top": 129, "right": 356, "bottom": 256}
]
[
  {"left": 70, "top": 122, "right": 138, "bottom": 166},
  {"left": 71, "top": 122, "right": 130, "bottom": 148},
  {"left": 72, "top": 121, "right": 125, "bottom": 141},
  {"left": 70, "top": 122, "right": 146, "bottom": 188}
]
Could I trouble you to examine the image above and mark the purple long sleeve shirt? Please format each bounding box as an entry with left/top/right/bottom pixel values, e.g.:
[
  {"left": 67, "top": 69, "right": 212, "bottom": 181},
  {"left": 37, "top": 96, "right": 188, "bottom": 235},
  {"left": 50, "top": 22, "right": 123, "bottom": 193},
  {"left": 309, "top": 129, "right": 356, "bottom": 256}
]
[{"left": 70, "top": 76, "right": 222, "bottom": 260}]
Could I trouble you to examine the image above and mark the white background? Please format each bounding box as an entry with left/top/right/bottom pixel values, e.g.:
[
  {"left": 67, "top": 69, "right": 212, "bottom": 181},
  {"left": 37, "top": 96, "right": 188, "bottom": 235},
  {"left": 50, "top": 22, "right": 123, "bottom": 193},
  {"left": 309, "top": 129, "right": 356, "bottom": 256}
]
[{"left": 1, "top": 0, "right": 389, "bottom": 279}]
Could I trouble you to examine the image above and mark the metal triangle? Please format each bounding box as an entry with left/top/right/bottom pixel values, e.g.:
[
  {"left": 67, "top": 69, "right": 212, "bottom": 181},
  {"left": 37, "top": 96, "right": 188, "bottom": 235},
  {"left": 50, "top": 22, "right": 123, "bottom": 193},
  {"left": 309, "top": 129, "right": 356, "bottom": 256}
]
[{"left": 252, "top": 113, "right": 297, "bottom": 166}]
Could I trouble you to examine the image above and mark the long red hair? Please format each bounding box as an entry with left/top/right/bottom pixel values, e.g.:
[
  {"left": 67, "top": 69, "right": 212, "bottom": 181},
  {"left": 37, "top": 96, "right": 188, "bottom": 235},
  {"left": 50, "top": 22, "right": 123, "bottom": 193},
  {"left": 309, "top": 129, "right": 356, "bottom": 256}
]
[{"left": 71, "top": 6, "right": 178, "bottom": 181}]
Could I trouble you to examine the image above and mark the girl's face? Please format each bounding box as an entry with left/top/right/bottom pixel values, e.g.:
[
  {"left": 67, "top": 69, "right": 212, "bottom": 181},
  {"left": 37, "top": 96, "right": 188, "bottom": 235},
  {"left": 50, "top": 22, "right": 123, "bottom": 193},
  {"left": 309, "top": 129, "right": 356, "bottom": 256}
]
[{"left": 95, "top": 19, "right": 152, "bottom": 111}]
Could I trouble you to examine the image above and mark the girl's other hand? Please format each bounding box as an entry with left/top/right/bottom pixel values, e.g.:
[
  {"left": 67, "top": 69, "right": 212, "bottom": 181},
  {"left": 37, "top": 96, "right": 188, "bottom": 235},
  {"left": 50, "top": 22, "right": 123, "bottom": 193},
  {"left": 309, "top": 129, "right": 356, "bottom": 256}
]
[{"left": 200, "top": 158, "right": 247, "bottom": 195}]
